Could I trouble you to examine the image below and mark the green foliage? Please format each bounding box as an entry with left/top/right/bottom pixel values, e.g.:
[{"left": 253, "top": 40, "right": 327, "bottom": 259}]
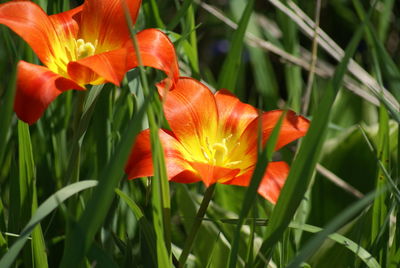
[{"left": 0, "top": 0, "right": 399, "bottom": 267}]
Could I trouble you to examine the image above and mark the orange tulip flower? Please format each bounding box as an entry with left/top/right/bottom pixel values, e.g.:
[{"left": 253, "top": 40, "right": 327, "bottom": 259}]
[
  {"left": 125, "top": 78, "right": 309, "bottom": 204},
  {"left": 0, "top": 0, "right": 178, "bottom": 124}
]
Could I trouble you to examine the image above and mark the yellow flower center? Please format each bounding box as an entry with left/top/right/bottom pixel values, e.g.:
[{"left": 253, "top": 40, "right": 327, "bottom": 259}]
[
  {"left": 200, "top": 134, "right": 242, "bottom": 167},
  {"left": 75, "top": 39, "right": 97, "bottom": 59}
]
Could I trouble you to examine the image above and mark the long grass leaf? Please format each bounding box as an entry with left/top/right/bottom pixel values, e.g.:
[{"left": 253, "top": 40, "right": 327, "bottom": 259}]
[
  {"left": 0, "top": 180, "right": 98, "bottom": 268},
  {"left": 218, "top": 0, "right": 255, "bottom": 91},
  {"left": 287, "top": 189, "right": 386, "bottom": 268},
  {"left": 254, "top": 14, "right": 366, "bottom": 267},
  {"left": 228, "top": 111, "right": 287, "bottom": 268}
]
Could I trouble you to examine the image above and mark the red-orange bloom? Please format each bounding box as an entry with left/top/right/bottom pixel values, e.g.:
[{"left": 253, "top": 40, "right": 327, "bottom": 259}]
[
  {"left": 0, "top": 0, "right": 178, "bottom": 124},
  {"left": 125, "top": 78, "right": 309, "bottom": 204}
]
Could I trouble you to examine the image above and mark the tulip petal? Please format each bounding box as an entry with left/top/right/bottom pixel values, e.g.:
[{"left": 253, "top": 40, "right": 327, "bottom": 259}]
[
  {"left": 68, "top": 29, "right": 179, "bottom": 86},
  {"left": 15, "top": 61, "right": 85, "bottom": 125},
  {"left": 160, "top": 77, "right": 219, "bottom": 159},
  {"left": 214, "top": 89, "right": 259, "bottom": 137},
  {"left": 49, "top": 5, "right": 82, "bottom": 41},
  {"left": 240, "top": 110, "right": 309, "bottom": 159},
  {"left": 189, "top": 162, "right": 240, "bottom": 187},
  {"left": 223, "top": 161, "right": 289, "bottom": 204},
  {"left": 78, "top": 0, "right": 141, "bottom": 49},
  {"left": 125, "top": 129, "right": 201, "bottom": 183},
  {"left": 0, "top": 1, "right": 59, "bottom": 65}
]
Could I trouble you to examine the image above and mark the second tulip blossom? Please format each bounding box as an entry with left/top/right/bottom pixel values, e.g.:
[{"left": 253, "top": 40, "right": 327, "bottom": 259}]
[{"left": 125, "top": 78, "right": 309, "bottom": 204}]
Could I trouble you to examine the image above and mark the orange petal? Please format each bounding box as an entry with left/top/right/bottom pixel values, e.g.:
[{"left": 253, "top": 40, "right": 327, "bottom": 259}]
[
  {"left": 68, "top": 29, "right": 179, "bottom": 86},
  {"left": 49, "top": 5, "right": 82, "bottom": 41},
  {"left": 189, "top": 162, "right": 240, "bottom": 187},
  {"left": 67, "top": 47, "right": 128, "bottom": 85},
  {"left": 78, "top": 0, "right": 141, "bottom": 48},
  {"left": 0, "top": 1, "right": 59, "bottom": 65},
  {"left": 14, "top": 61, "right": 85, "bottom": 125},
  {"left": 241, "top": 110, "right": 309, "bottom": 155},
  {"left": 131, "top": 29, "right": 179, "bottom": 86},
  {"left": 160, "top": 77, "right": 219, "bottom": 157},
  {"left": 223, "top": 161, "right": 289, "bottom": 204},
  {"left": 125, "top": 129, "right": 201, "bottom": 183},
  {"left": 214, "top": 89, "right": 259, "bottom": 137}
]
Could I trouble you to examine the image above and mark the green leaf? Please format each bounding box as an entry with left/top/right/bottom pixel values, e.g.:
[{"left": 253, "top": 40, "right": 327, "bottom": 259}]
[
  {"left": 228, "top": 111, "right": 287, "bottom": 268},
  {"left": 254, "top": 12, "right": 366, "bottom": 266},
  {"left": 287, "top": 189, "right": 385, "bottom": 268},
  {"left": 0, "top": 180, "right": 98, "bottom": 268},
  {"left": 218, "top": 0, "right": 255, "bottom": 91}
]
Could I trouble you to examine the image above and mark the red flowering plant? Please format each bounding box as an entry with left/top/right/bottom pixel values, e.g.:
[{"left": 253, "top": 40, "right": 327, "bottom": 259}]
[
  {"left": 125, "top": 77, "right": 309, "bottom": 204},
  {"left": 0, "top": 0, "right": 178, "bottom": 124}
]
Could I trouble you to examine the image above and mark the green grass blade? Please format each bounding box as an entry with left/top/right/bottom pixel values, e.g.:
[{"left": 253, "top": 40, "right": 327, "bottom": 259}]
[
  {"left": 254, "top": 15, "right": 366, "bottom": 267},
  {"left": 0, "top": 64, "right": 16, "bottom": 166},
  {"left": 276, "top": 0, "right": 302, "bottom": 112},
  {"left": 0, "top": 180, "right": 98, "bottom": 268},
  {"left": 115, "top": 188, "right": 158, "bottom": 265},
  {"left": 167, "top": 0, "right": 194, "bottom": 31},
  {"left": 228, "top": 111, "right": 287, "bottom": 268},
  {"left": 287, "top": 189, "right": 386, "bottom": 268},
  {"left": 288, "top": 222, "right": 380, "bottom": 268},
  {"left": 218, "top": 0, "right": 255, "bottom": 92},
  {"left": 59, "top": 94, "right": 148, "bottom": 267}
]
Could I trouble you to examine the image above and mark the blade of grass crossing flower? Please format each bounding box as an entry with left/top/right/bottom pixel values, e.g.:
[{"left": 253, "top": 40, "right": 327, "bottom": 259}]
[
  {"left": 0, "top": 181, "right": 98, "bottom": 268},
  {"left": 228, "top": 111, "right": 287, "bottom": 268},
  {"left": 288, "top": 222, "right": 380, "bottom": 268},
  {"left": 287, "top": 189, "right": 386, "bottom": 268},
  {"left": 218, "top": 0, "right": 254, "bottom": 92},
  {"left": 115, "top": 189, "right": 158, "bottom": 264},
  {"left": 254, "top": 16, "right": 366, "bottom": 267},
  {"left": 123, "top": 2, "right": 172, "bottom": 262},
  {"left": 59, "top": 84, "right": 150, "bottom": 267}
]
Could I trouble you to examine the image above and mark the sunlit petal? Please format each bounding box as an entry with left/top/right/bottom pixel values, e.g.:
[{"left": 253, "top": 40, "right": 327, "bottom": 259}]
[
  {"left": 223, "top": 161, "right": 289, "bottom": 204},
  {"left": 0, "top": 1, "right": 60, "bottom": 65},
  {"left": 15, "top": 61, "right": 84, "bottom": 125},
  {"left": 214, "top": 89, "right": 259, "bottom": 137},
  {"left": 125, "top": 129, "right": 200, "bottom": 183},
  {"left": 78, "top": 0, "right": 141, "bottom": 49},
  {"left": 161, "top": 77, "right": 219, "bottom": 157}
]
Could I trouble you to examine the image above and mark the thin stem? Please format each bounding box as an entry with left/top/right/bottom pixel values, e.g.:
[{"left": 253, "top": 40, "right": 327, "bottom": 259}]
[
  {"left": 302, "top": 0, "right": 321, "bottom": 115},
  {"left": 178, "top": 184, "right": 216, "bottom": 267}
]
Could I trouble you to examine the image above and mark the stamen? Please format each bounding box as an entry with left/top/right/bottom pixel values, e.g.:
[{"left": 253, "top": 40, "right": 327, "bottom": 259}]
[{"left": 76, "top": 39, "right": 97, "bottom": 59}]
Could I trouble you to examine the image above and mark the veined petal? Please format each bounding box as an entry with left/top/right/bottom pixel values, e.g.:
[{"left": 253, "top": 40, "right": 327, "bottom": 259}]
[
  {"left": 125, "top": 129, "right": 201, "bottom": 183},
  {"left": 132, "top": 29, "right": 179, "bottom": 86},
  {"left": 241, "top": 110, "right": 309, "bottom": 157},
  {"left": 49, "top": 5, "right": 82, "bottom": 41},
  {"left": 214, "top": 89, "right": 259, "bottom": 137},
  {"left": 223, "top": 161, "right": 289, "bottom": 204},
  {"left": 68, "top": 29, "right": 179, "bottom": 86},
  {"left": 160, "top": 77, "right": 219, "bottom": 159},
  {"left": 0, "top": 1, "right": 59, "bottom": 65},
  {"left": 78, "top": 0, "right": 141, "bottom": 49},
  {"left": 15, "top": 61, "right": 85, "bottom": 125},
  {"left": 67, "top": 47, "right": 129, "bottom": 86}
]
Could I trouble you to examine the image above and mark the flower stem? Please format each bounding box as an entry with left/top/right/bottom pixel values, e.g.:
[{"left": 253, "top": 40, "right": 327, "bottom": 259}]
[{"left": 178, "top": 184, "right": 216, "bottom": 267}]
